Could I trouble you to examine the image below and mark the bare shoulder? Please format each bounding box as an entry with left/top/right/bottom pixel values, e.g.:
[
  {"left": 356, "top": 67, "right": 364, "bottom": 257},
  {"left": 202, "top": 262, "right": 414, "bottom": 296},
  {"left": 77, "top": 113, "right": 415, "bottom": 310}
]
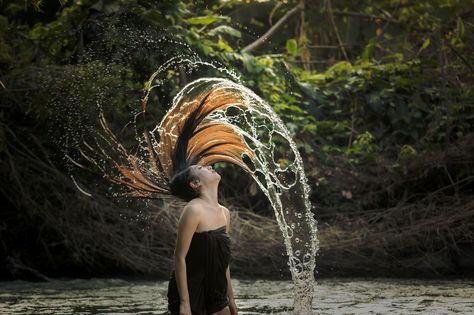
[
  {"left": 174, "top": 201, "right": 203, "bottom": 258},
  {"left": 181, "top": 200, "right": 203, "bottom": 221}
]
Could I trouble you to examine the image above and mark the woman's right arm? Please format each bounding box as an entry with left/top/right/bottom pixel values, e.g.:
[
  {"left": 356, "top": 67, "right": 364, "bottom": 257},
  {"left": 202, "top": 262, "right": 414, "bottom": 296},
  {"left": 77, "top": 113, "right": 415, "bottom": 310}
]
[{"left": 174, "top": 203, "right": 201, "bottom": 314}]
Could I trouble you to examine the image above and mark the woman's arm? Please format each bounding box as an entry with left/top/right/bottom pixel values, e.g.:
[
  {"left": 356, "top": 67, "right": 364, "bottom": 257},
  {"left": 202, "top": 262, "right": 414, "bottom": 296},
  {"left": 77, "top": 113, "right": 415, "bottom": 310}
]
[
  {"left": 226, "top": 265, "right": 235, "bottom": 301},
  {"left": 174, "top": 204, "right": 201, "bottom": 307},
  {"left": 222, "top": 206, "right": 238, "bottom": 315}
]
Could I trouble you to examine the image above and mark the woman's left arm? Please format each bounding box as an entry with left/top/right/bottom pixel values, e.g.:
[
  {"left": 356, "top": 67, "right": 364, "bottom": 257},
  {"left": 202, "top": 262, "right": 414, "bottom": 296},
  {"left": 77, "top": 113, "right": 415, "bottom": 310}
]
[{"left": 226, "top": 266, "right": 237, "bottom": 315}]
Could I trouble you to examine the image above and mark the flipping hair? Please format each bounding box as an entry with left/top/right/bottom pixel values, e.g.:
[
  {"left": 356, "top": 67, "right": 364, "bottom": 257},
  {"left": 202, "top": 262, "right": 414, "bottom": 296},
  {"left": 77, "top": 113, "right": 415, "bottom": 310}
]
[{"left": 84, "top": 79, "right": 256, "bottom": 201}]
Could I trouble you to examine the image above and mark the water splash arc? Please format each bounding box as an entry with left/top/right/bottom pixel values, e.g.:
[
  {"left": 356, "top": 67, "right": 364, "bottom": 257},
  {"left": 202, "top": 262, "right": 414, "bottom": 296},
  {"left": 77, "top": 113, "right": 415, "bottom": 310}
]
[{"left": 147, "top": 77, "right": 319, "bottom": 314}]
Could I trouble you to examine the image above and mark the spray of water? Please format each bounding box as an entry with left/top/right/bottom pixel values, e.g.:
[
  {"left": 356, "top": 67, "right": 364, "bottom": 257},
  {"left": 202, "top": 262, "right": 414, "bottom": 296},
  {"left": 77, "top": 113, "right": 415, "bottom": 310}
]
[
  {"left": 142, "top": 75, "right": 319, "bottom": 313},
  {"left": 55, "top": 19, "right": 319, "bottom": 312}
]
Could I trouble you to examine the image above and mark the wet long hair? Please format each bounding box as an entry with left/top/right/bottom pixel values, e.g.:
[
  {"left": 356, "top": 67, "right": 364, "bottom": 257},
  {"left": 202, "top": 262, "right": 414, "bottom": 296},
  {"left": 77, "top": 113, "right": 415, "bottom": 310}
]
[
  {"left": 87, "top": 79, "right": 256, "bottom": 202},
  {"left": 167, "top": 92, "right": 211, "bottom": 201},
  {"left": 169, "top": 167, "right": 199, "bottom": 202}
]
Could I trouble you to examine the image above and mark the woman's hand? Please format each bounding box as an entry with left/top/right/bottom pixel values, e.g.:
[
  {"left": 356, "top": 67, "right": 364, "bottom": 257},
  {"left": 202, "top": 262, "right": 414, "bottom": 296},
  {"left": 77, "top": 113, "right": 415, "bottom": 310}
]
[
  {"left": 179, "top": 302, "right": 192, "bottom": 315},
  {"left": 229, "top": 298, "right": 238, "bottom": 315}
]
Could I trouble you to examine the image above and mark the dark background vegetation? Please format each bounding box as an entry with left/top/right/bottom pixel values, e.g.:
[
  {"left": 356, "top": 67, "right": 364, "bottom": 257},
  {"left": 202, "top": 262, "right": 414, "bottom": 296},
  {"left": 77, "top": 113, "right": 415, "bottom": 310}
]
[{"left": 1, "top": 0, "right": 473, "bottom": 281}]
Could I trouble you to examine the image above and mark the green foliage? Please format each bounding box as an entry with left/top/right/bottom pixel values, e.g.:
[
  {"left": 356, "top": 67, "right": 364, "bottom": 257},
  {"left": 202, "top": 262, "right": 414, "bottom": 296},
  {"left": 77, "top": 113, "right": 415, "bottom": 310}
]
[
  {"left": 185, "top": 15, "right": 228, "bottom": 25},
  {"left": 1, "top": 0, "right": 473, "bottom": 210},
  {"left": 0, "top": 0, "right": 473, "bottom": 279},
  {"left": 207, "top": 25, "right": 241, "bottom": 38},
  {"left": 361, "top": 38, "right": 377, "bottom": 62},
  {"left": 398, "top": 144, "right": 418, "bottom": 161},
  {"left": 345, "top": 131, "right": 379, "bottom": 160},
  {"left": 286, "top": 39, "right": 298, "bottom": 56},
  {"left": 296, "top": 57, "right": 473, "bottom": 155}
]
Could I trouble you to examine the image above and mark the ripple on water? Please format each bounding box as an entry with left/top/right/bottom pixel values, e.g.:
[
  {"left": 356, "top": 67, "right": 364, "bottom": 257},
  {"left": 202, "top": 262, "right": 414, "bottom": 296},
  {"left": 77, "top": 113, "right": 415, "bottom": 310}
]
[{"left": 0, "top": 278, "right": 473, "bottom": 314}]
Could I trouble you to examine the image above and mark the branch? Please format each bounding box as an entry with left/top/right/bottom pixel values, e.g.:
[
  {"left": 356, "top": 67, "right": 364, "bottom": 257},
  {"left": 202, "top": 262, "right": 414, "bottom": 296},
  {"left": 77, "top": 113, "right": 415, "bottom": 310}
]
[
  {"left": 241, "top": 3, "right": 303, "bottom": 54},
  {"left": 326, "top": 0, "right": 349, "bottom": 61}
]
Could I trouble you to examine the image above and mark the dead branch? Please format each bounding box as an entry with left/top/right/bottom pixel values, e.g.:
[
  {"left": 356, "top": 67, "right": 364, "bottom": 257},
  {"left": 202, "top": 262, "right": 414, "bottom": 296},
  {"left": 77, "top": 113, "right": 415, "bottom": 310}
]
[
  {"left": 241, "top": 3, "right": 304, "bottom": 54},
  {"left": 325, "top": 0, "right": 349, "bottom": 61}
]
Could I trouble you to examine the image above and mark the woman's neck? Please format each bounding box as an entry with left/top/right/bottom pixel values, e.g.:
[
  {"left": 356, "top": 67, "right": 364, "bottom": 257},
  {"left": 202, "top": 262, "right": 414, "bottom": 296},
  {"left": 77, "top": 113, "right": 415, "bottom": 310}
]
[{"left": 199, "top": 187, "right": 219, "bottom": 207}]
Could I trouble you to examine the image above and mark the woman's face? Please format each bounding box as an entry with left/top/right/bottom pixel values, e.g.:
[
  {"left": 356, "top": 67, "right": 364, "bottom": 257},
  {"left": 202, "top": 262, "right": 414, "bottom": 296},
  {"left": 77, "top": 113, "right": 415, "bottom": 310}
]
[{"left": 191, "top": 164, "right": 221, "bottom": 186}]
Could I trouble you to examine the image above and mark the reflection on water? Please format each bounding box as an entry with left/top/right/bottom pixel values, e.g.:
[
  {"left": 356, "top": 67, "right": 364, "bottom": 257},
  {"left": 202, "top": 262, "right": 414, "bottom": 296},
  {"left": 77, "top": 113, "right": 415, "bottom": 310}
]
[{"left": 0, "top": 277, "right": 472, "bottom": 314}]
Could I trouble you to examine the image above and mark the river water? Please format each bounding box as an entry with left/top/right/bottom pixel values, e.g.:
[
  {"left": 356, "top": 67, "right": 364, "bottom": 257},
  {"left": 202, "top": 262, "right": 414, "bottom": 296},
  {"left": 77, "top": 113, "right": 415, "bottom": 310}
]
[{"left": 0, "top": 277, "right": 472, "bottom": 314}]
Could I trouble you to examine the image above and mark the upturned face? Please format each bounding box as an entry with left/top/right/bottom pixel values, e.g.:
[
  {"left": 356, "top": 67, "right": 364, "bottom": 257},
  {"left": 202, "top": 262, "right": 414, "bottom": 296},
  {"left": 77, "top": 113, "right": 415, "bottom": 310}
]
[{"left": 190, "top": 164, "right": 221, "bottom": 187}]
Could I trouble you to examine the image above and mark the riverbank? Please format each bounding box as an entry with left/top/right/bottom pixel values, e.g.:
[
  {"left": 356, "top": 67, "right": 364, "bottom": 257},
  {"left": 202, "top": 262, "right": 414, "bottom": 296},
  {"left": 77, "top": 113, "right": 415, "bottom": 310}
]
[{"left": 2, "top": 191, "right": 474, "bottom": 282}]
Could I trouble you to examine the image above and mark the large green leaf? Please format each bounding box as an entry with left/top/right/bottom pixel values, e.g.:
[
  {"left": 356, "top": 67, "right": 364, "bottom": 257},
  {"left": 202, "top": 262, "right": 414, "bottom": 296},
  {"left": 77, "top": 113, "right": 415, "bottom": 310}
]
[
  {"left": 185, "top": 15, "right": 225, "bottom": 25},
  {"left": 207, "top": 25, "right": 241, "bottom": 38},
  {"left": 286, "top": 39, "right": 298, "bottom": 56},
  {"left": 361, "top": 37, "right": 377, "bottom": 62}
]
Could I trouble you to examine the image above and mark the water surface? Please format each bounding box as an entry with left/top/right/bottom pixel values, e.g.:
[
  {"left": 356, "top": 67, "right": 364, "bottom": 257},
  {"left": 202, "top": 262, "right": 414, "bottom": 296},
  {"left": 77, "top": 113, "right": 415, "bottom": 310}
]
[{"left": 0, "top": 277, "right": 472, "bottom": 314}]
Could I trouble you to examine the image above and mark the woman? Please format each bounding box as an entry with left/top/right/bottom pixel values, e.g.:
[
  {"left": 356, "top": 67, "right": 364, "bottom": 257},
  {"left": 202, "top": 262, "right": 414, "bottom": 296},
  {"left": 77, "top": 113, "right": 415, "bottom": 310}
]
[
  {"left": 166, "top": 163, "right": 238, "bottom": 315},
  {"left": 161, "top": 90, "right": 251, "bottom": 315}
]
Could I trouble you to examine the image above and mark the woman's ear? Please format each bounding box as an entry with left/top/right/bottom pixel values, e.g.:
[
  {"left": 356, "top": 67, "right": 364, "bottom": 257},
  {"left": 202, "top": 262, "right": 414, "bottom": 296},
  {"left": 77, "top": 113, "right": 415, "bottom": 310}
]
[{"left": 189, "top": 179, "right": 200, "bottom": 190}]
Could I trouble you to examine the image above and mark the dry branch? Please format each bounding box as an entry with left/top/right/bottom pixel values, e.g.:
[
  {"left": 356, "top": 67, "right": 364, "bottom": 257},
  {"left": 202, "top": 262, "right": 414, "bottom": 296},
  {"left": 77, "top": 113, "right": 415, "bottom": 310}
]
[
  {"left": 1, "top": 126, "right": 473, "bottom": 279},
  {"left": 241, "top": 3, "right": 303, "bottom": 54}
]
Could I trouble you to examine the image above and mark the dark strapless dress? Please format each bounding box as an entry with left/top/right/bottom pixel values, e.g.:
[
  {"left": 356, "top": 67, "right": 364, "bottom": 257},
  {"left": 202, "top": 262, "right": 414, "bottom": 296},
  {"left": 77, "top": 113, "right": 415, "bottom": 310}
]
[{"left": 167, "top": 225, "right": 231, "bottom": 315}]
